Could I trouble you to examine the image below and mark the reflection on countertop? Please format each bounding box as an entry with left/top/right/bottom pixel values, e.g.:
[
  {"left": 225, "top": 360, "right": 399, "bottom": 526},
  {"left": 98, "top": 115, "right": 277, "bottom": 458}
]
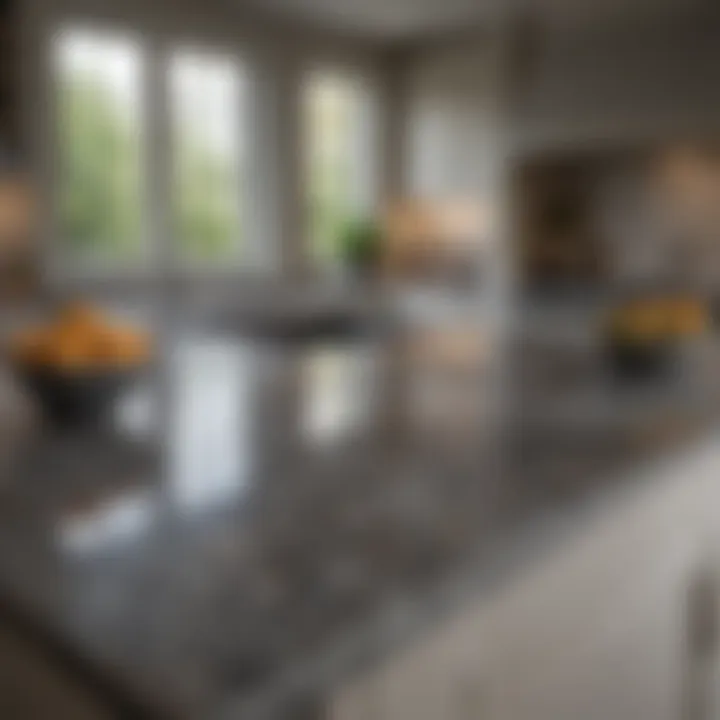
[{"left": 0, "top": 298, "right": 718, "bottom": 719}]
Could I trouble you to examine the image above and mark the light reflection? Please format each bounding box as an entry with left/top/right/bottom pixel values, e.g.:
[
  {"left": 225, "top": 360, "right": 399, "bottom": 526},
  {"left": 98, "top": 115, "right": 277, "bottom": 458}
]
[
  {"left": 301, "top": 345, "right": 377, "bottom": 444},
  {"left": 59, "top": 490, "right": 154, "bottom": 555},
  {"left": 167, "top": 338, "right": 254, "bottom": 510},
  {"left": 113, "top": 379, "right": 156, "bottom": 439}
]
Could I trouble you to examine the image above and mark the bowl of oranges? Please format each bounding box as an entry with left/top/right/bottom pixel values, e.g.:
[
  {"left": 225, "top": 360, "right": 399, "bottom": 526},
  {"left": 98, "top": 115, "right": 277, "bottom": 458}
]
[
  {"left": 604, "top": 294, "right": 709, "bottom": 381},
  {"left": 8, "top": 302, "right": 152, "bottom": 426}
]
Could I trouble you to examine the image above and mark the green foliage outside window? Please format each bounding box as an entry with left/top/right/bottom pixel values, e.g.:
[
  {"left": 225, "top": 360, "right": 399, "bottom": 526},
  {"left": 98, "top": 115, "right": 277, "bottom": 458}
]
[
  {"left": 306, "top": 75, "right": 361, "bottom": 267},
  {"left": 58, "top": 76, "right": 142, "bottom": 263},
  {"left": 309, "top": 158, "right": 353, "bottom": 264},
  {"left": 175, "top": 140, "right": 240, "bottom": 263},
  {"left": 58, "top": 72, "right": 240, "bottom": 266}
]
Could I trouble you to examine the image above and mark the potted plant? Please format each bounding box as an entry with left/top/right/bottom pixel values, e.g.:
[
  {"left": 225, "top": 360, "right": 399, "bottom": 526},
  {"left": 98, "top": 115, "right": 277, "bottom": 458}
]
[{"left": 336, "top": 217, "right": 382, "bottom": 278}]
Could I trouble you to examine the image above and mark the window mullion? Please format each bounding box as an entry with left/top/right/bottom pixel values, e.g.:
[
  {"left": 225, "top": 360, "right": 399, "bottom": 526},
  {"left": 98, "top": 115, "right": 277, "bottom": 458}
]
[{"left": 145, "top": 41, "right": 173, "bottom": 281}]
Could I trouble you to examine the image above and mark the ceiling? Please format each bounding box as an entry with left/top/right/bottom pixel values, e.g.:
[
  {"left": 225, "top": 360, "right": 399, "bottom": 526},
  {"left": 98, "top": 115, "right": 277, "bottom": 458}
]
[
  {"left": 239, "top": 0, "right": 710, "bottom": 40},
  {"left": 252, "top": 0, "right": 490, "bottom": 37}
]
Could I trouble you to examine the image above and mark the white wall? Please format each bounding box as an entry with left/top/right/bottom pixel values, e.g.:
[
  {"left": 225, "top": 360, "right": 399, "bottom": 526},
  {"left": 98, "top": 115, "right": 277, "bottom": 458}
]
[
  {"left": 515, "top": 8, "right": 720, "bottom": 152},
  {"left": 405, "top": 41, "right": 505, "bottom": 199},
  {"left": 402, "top": 7, "right": 720, "bottom": 165}
]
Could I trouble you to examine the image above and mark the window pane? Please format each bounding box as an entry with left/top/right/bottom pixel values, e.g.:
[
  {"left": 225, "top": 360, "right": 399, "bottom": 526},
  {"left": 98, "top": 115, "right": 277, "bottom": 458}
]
[
  {"left": 55, "top": 30, "right": 144, "bottom": 268},
  {"left": 305, "top": 72, "right": 374, "bottom": 265},
  {"left": 170, "top": 52, "right": 244, "bottom": 265}
]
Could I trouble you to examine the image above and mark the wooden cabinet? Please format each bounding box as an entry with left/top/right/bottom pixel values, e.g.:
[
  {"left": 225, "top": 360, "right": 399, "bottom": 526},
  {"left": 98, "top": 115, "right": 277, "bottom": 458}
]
[
  {"left": 0, "top": 616, "right": 114, "bottom": 720},
  {"left": 331, "top": 441, "right": 720, "bottom": 720},
  {"left": 0, "top": 0, "right": 18, "bottom": 151}
]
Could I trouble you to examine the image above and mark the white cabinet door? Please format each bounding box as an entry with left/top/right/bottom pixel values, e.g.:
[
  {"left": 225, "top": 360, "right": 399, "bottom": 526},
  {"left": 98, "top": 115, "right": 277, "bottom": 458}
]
[{"left": 331, "top": 443, "right": 720, "bottom": 720}]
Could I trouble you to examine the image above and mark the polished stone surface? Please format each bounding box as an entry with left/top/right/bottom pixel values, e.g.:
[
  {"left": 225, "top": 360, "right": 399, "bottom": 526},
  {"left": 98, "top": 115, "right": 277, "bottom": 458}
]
[{"left": 0, "top": 298, "right": 718, "bottom": 718}]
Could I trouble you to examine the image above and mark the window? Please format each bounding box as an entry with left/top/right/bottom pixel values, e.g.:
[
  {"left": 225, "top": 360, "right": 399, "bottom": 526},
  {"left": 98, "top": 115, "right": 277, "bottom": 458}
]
[
  {"left": 304, "top": 71, "right": 376, "bottom": 266},
  {"left": 53, "top": 31, "right": 251, "bottom": 274},
  {"left": 55, "top": 29, "right": 145, "bottom": 269},
  {"left": 52, "top": 29, "right": 380, "bottom": 276},
  {"left": 170, "top": 51, "right": 247, "bottom": 265}
]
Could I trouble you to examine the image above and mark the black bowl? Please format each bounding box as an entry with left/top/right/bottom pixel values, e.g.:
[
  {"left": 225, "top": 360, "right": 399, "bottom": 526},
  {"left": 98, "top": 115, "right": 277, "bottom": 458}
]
[
  {"left": 606, "top": 340, "right": 677, "bottom": 382},
  {"left": 14, "top": 363, "right": 141, "bottom": 427}
]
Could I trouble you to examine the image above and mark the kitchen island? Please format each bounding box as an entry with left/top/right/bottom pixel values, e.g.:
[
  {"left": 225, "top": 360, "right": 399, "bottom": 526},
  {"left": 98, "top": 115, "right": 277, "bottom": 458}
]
[{"left": 0, "top": 298, "right": 718, "bottom": 719}]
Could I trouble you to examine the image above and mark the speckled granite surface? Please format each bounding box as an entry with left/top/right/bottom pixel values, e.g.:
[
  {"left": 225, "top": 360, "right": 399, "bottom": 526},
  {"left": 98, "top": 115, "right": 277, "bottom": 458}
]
[{"left": 0, "top": 302, "right": 717, "bottom": 719}]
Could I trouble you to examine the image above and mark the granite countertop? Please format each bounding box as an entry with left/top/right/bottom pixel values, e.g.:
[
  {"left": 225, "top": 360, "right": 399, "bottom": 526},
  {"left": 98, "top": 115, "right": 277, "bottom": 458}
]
[{"left": 0, "top": 300, "right": 718, "bottom": 719}]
